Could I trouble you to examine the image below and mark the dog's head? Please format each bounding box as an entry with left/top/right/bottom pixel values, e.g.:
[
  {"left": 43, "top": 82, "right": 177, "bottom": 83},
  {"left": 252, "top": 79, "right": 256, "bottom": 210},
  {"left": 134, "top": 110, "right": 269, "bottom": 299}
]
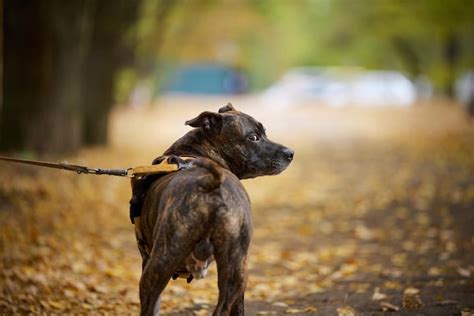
[{"left": 185, "top": 103, "right": 294, "bottom": 179}]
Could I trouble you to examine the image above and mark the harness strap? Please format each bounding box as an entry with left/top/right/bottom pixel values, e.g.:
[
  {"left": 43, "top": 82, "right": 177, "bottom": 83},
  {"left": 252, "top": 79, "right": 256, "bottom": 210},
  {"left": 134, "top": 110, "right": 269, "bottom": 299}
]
[
  {"left": 133, "top": 155, "right": 196, "bottom": 259},
  {"left": 129, "top": 155, "right": 195, "bottom": 179}
]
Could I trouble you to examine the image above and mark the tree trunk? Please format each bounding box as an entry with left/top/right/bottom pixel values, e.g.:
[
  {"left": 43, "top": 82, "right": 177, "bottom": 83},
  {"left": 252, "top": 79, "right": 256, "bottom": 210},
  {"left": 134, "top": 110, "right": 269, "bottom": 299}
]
[
  {"left": 391, "top": 36, "right": 421, "bottom": 80},
  {"left": 81, "top": 0, "right": 140, "bottom": 146},
  {"left": 442, "top": 33, "right": 459, "bottom": 98},
  {"left": 1, "top": 0, "right": 92, "bottom": 155},
  {"left": 1, "top": 0, "right": 140, "bottom": 152}
]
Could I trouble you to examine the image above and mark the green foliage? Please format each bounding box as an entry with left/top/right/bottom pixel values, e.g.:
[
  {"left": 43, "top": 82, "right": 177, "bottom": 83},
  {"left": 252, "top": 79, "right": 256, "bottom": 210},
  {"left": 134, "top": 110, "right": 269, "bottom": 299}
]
[
  {"left": 126, "top": 0, "right": 474, "bottom": 94},
  {"left": 115, "top": 68, "right": 138, "bottom": 105},
  {"left": 273, "top": 0, "right": 474, "bottom": 94}
]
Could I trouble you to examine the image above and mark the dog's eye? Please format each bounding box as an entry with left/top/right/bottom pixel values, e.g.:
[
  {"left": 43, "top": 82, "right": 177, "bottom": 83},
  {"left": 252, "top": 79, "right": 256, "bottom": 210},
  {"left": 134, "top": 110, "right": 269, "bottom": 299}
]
[{"left": 248, "top": 134, "right": 260, "bottom": 142}]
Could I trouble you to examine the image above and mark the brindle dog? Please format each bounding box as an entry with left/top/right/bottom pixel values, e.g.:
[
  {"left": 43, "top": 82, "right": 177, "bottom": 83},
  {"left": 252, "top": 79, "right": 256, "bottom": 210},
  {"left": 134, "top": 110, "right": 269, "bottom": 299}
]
[{"left": 136, "top": 104, "right": 293, "bottom": 316}]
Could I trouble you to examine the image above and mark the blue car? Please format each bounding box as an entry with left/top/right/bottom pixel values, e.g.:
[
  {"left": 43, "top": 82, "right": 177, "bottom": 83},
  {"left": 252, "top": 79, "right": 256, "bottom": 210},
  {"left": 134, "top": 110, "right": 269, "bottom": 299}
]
[{"left": 161, "top": 64, "right": 247, "bottom": 95}]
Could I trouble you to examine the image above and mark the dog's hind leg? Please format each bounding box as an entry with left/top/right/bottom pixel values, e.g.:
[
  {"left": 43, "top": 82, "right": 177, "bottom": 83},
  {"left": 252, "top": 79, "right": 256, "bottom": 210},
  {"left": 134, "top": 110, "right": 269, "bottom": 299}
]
[
  {"left": 212, "top": 222, "right": 251, "bottom": 316},
  {"left": 139, "top": 233, "right": 196, "bottom": 316},
  {"left": 212, "top": 246, "right": 248, "bottom": 316},
  {"left": 139, "top": 253, "right": 176, "bottom": 316},
  {"left": 152, "top": 296, "right": 162, "bottom": 316}
]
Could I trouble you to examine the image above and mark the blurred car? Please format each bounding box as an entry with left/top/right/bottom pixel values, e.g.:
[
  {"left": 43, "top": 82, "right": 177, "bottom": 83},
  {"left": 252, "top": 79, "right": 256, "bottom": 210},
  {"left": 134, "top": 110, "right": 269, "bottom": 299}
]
[
  {"left": 351, "top": 71, "right": 416, "bottom": 106},
  {"left": 261, "top": 67, "right": 416, "bottom": 107},
  {"left": 456, "top": 72, "right": 474, "bottom": 102},
  {"left": 161, "top": 64, "right": 247, "bottom": 95},
  {"left": 456, "top": 71, "right": 474, "bottom": 116},
  {"left": 261, "top": 68, "right": 349, "bottom": 107}
]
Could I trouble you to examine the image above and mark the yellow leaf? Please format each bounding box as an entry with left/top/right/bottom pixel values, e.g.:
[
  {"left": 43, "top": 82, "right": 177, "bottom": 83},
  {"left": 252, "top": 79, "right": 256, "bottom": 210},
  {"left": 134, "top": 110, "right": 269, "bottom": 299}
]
[
  {"left": 403, "top": 287, "right": 420, "bottom": 295},
  {"left": 336, "top": 306, "right": 356, "bottom": 316},
  {"left": 371, "top": 287, "right": 388, "bottom": 301}
]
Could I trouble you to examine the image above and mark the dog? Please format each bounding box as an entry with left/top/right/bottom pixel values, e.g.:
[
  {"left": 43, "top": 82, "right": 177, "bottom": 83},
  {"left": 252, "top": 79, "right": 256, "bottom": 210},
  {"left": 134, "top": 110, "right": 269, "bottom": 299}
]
[{"left": 135, "top": 103, "right": 294, "bottom": 315}]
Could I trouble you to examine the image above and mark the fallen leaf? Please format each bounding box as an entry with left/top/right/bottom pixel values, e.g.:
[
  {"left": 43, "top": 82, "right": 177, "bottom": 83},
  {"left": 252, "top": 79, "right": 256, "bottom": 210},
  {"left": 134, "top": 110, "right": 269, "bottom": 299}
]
[
  {"left": 462, "top": 309, "right": 474, "bottom": 316},
  {"left": 286, "top": 309, "right": 303, "bottom": 314},
  {"left": 257, "top": 311, "right": 277, "bottom": 315},
  {"left": 337, "top": 306, "right": 356, "bottom": 316},
  {"left": 40, "top": 300, "right": 50, "bottom": 309},
  {"left": 371, "top": 287, "right": 388, "bottom": 301},
  {"left": 272, "top": 302, "right": 289, "bottom": 308},
  {"left": 286, "top": 306, "right": 317, "bottom": 314},
  {"left": 380, "top": 301, "right": 399, "bottom": 312},
  {"left": 403, "top": 287, "right": 420, "bottom": 295},
  {"left": 81, "top": 303, "right": 93, "bottom": 310},
  {"left": 435, "top": 300, "right": 458, "bottom": 306},
  {"left": 428, "top": 267, "right": 442, "bottom": 276},
  {"left": 403, "top": 294, "right": 424, "bottom": 310},
  {"left": 193, "top": 309, "right": 210, "bottom": 316},
  {"left": 192, "top": 297, "right": 210, "bottom": 305},
  {"left": 48, "top": 300, "right": 66, "bottom": 309},
  {"left": 457, "top": 267, "right": 471, "bottom": 278},
  {"left": 354, "top": 225, "right": 373, "bottom": 240}
]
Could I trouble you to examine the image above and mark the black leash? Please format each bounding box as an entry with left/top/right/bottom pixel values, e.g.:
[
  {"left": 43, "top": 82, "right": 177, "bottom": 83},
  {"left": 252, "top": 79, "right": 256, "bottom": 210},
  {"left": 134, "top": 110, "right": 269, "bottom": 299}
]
[{"left": 0, "top": 156, "right": 129, "bottom": 177}]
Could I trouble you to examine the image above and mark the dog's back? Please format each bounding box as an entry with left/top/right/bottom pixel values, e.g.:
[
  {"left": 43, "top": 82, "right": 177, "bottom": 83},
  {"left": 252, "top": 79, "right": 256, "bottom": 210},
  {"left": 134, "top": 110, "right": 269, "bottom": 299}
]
[{"left": 140, "top": 159, "right": 250, "bottom": 243}]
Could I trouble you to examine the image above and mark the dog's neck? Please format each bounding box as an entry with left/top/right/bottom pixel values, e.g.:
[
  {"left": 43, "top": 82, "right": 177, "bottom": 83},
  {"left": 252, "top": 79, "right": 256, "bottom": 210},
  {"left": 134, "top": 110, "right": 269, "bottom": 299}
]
[{"left": 163, "top": 129, "right": 233, "bottom": 173}]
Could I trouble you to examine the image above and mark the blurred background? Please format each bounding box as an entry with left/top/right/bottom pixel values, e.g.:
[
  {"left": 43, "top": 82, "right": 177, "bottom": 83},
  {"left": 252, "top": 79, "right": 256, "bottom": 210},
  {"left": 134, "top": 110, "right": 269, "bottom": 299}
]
[
  {"left": 1, "top": 0, "right": 474, "bottom": 315},
  {"left": 1, "top": 0, "right": 474, "bottom": 154}
]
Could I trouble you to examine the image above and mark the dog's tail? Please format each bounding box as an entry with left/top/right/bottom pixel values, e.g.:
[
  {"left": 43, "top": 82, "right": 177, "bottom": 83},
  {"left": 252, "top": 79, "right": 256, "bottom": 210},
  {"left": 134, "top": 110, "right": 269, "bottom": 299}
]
[{"left": 192, "top": 158, "right": 225, "bottom": 190}]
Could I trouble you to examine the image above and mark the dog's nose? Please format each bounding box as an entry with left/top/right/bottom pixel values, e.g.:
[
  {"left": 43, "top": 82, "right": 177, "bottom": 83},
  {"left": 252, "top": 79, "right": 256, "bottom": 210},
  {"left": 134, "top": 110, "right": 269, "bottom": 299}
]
[{"left": 282, "top": 148, "right": 294, "bottom": 161}]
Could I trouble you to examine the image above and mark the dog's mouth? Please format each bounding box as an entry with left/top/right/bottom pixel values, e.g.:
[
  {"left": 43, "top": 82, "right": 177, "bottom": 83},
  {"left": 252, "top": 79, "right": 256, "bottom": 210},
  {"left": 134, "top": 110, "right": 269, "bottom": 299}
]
[
  {"left": 268, "top": 159, "right": 291, "bottom": 175},
  {"left": 245, "top": 159, "right": 291, "bottom": 178}
]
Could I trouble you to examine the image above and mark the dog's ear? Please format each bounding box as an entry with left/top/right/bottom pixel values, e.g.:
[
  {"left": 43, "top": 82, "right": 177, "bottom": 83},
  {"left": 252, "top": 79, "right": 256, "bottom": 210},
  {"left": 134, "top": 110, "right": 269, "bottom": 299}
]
[
  {"left": 218, "top": 103, "right": 236, "bottom": 113},
  {"left": 185, "top": 111, "right": 223, "bottom": 132}
]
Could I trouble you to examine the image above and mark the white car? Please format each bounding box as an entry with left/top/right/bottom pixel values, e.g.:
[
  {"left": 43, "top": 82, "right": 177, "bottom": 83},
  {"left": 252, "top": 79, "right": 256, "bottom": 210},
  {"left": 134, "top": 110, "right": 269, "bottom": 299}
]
[
  {"left": 456, "top": 71, "right": 474, "bottom": 106},
  {"left": 351, "top": 71, "right": 416, "bottom": 107},
  {"left": 261, "top": 67, "right": 416, "bottom": 107}
]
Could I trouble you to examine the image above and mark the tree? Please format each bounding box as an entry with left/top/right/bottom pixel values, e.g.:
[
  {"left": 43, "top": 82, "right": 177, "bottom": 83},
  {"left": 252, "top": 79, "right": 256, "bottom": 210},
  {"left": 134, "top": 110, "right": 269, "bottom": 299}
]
[
  {"left": 243, "top": 0, "right": 474, "bottom": 96},
  {"left": 1, "top": 0, "right": 141, "bottom": 154},
  {"left": 304, "top": 0, "right": 474, "bottom": 97},
  {"left": 81, "top": 1, "right": 141, "bottom": 146},
  {"left": 2, "top": 0, "right": 92, "bottom": 154}
]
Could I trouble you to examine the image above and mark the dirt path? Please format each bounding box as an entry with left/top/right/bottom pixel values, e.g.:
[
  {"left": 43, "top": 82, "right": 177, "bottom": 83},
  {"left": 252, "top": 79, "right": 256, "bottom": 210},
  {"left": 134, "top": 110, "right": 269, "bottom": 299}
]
[{"left": 1, "top": 100, "right": 473, "bottom": 315}]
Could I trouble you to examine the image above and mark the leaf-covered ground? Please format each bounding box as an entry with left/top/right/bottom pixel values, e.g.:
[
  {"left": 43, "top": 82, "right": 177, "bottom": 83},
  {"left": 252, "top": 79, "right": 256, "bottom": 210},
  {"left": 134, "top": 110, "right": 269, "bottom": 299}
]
[{"left": 1, "top": 99, "right": 474, "bottom": 315}]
